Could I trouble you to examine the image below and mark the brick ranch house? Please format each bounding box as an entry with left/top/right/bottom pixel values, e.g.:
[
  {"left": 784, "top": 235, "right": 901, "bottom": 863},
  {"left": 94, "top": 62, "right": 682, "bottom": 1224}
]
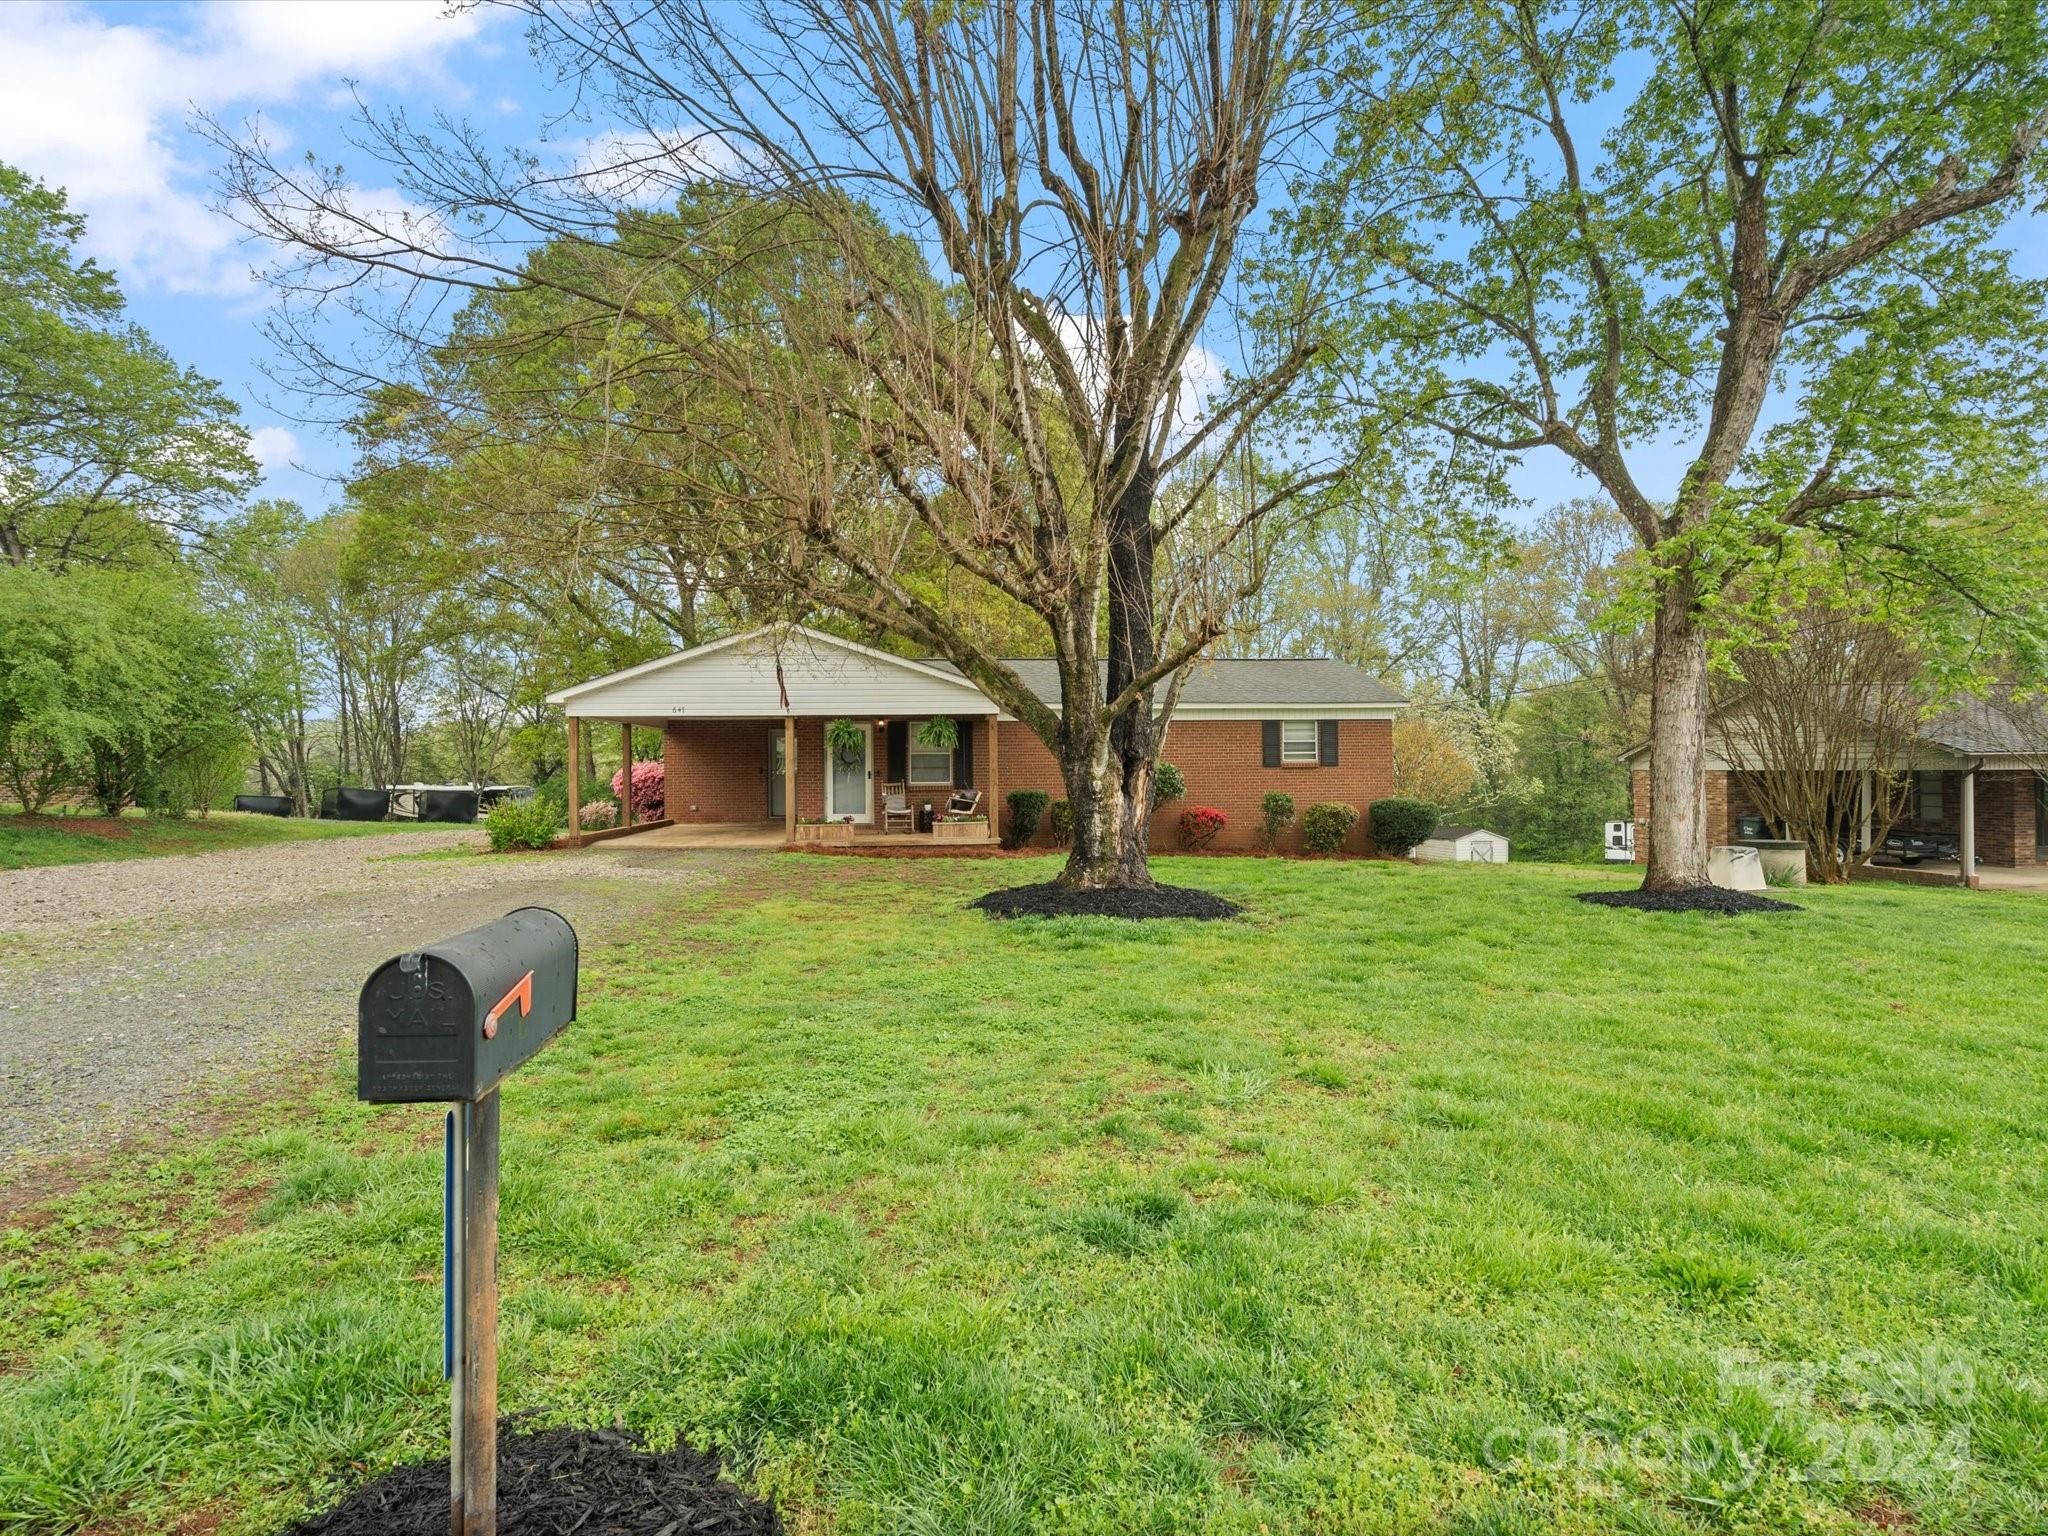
[
  {"left": 545, "top": 626, "right": 1407, "bottom": 852},
  {"left": 1621, "top": 690, "right": 2048, "bottom": 876}
]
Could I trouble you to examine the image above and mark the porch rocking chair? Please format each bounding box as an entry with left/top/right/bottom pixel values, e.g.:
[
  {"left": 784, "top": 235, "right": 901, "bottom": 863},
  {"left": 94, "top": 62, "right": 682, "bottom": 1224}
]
[{"left": 881, "top": 781, "right": 917, "bottom": 833}]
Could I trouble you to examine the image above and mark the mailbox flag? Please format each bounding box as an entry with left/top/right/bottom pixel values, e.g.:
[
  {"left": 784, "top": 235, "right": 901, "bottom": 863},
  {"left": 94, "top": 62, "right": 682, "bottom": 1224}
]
[{"left": 483, "top": 971, "right": 533, "bottom": 1040}]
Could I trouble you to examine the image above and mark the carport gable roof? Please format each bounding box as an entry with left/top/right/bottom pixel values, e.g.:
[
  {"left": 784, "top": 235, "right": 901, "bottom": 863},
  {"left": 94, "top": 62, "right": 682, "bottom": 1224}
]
[
  {"left": 547, "top": 625, "right": 1407, "bottom": 721},
  {"left": 545, "top": 626, "right": 990, "bottom": 719}
]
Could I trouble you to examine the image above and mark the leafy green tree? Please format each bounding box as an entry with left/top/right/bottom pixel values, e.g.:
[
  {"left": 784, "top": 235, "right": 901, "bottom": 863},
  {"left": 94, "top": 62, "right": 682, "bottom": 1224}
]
[
  {"left": 0, "top": 163, "right": 254, "bottom": 569},
  {"left": 1300, "top": 0, "right": 2048, "bottom": 890},
  {"left": 81, "top": 568, "right": 242, "bottom": 815},
  {"left": 0, "top": 565, "right": 146, "bottom": 811},
  {"left": 200, "top": 502, "right": 329, "bottom": 813}
]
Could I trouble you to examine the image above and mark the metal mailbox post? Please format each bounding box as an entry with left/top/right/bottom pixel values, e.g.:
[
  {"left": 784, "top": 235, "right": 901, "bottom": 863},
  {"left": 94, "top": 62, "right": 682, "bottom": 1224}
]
[{"left": 359, "top": 907, "right": 578, "bottom": 1536}]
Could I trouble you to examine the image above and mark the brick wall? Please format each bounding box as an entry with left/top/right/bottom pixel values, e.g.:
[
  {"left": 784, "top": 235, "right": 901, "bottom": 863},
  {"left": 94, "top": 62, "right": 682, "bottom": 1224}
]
[
  {"left": 662, "top": 715, "right": 1395, "bottom": 849},
  {"left": 993, "top": 717, "right": 1393, "bottom": 852},
  {"left": 1977, "top": 770, "right": 2043, "bottom": 867},
  {"left": 1630, "top": 767, "right": 1758, "bottom": 864},
  {"left": 662, "top": 716, "right": 1000, "bottom": 826},
  {"left": 662, "top": 721, "right": 780, "bottom": 822}
]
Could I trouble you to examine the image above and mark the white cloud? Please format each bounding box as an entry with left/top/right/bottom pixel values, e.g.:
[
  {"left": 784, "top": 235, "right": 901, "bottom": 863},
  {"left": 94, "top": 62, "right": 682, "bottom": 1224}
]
[
  {"left": 0, "top": 1, "right": 486, "bottom": 295},
  {"left": 563, "top": 129, "right": 748, "bottom": 207},
  {"left": 249, "top": 424, "right": 300, "bottom": 477}
]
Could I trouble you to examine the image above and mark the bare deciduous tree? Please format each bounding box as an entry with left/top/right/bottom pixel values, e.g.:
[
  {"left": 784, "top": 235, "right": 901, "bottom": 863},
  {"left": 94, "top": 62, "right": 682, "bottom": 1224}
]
[
  {"left": 211, "top": 0, "right": 1339, "bottom": 888},
  {"left": 1718, "top": 604, "right": 1923, "bottom": 883}
]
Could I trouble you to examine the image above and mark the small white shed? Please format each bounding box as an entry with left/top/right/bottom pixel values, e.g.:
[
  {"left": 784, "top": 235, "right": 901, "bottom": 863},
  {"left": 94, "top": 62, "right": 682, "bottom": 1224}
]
[{"left": 1415, "top": 824, "right": 1509, "bottom": 863}]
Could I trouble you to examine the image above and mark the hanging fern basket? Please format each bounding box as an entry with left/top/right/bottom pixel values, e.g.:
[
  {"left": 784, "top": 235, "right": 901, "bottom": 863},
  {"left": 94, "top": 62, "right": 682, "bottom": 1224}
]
[{"left": 825, "top": 717, "right": 865, "bottom": 768}]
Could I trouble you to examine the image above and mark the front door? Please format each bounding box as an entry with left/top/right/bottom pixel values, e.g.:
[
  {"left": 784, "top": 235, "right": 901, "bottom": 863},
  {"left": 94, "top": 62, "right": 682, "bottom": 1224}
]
[
  {"left": 768, "top": 732, "right": 786, "bottom": 818},
  {"left": 825, "top": 722, "right": 872, "bottom": 823}
]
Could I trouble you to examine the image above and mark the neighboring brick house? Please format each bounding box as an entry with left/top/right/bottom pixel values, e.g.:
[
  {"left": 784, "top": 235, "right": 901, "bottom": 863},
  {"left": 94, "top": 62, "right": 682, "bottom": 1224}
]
[
  {"left": 545, "top": 625, "right": 1405, "bottom": 852},
  {"left": 1621, "top": 690, "right": 2048, "bottom": 871}
]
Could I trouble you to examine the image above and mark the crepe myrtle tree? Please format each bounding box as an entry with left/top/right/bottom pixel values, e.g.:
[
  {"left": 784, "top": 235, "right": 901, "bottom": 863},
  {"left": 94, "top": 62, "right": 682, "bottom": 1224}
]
[
  {"left": 1296, "top": 0, "right": 2048, "bottom": 890},
  {"left": 210, "top": 0, "right": 1342, "bottom": 890}
]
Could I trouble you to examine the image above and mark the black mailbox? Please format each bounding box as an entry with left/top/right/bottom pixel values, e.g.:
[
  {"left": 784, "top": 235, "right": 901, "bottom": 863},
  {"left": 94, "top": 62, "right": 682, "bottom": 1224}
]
[{"left": 357, "top": 907, "right": 578, "bottom": 1103}]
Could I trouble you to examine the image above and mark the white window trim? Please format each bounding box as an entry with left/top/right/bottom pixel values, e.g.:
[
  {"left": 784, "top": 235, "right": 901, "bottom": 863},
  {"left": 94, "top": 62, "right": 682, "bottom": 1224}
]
[
  {"left": 907, "top": 722, "right": 954, "bottom": 786},
  {"left": 1280, "top": 719, "right": 1320, "bottom": 764}
]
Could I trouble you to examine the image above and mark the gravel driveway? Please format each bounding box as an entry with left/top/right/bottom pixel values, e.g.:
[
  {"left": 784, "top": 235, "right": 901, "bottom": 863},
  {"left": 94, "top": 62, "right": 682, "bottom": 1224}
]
[{"left": 0, "top": 834, "right": 736, "bottom": 1171}]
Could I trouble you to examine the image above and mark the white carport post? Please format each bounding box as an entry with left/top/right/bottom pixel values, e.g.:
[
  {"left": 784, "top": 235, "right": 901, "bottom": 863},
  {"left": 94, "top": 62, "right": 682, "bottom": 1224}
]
[{"left": 1959, "top": 764, "right": 1977, "bottom": 887}]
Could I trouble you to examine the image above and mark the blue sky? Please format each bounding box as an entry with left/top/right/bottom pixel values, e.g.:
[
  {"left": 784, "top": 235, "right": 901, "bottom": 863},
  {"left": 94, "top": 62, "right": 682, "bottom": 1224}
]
[
  {"left": 0, "top": 1, "right": 543, "bottom": 506},
  {"left": 2, "top": 1, "right": 2044, "bottom": 522}
]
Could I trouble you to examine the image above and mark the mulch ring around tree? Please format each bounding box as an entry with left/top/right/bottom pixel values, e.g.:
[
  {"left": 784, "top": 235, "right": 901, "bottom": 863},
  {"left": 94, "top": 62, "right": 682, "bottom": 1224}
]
[
  {"left": 280, "top": 1424, "right": 780, "bottom": 1536},
  {"left": 1575, "top": 886, "right": 1801, "bottom": 916},
  {"left": 971, "top": 881, "right": 1244, "bottom": 920}
]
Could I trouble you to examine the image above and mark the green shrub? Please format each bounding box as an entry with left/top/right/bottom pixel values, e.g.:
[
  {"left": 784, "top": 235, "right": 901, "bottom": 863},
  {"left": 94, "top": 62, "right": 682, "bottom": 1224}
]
[
  {"left": 1153, "top": 761, "right": 1185, "bottom": 803},
  {"left": 1300, "top": 801, "right": 1357, "bottom": 855},
  {"left": 1004, "top": 788, "right": 1049, "bottom": 849},
  {"left": 485, "top": 796, "right": 562, "bottom": 852},
  {"left": 1258, "top": 791, "right": 1296, "bottom": 851},
  {"left": 1368, "top": 796, "right": 1439, "bottom": 856},
  {"left": 1049, "top": 798, "right": 1075, "bottom": 847}
]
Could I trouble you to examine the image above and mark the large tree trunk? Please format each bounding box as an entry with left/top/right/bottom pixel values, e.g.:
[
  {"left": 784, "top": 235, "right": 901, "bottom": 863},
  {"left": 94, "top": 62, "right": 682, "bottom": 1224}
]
[
  {"left": 1643, "top": 572, "right": 1712, "bottom": 890},
  {"left": 1059, "top": 731, "right": 1158, "bottom": 889},
  {"left": 1058, "top": 416, "right": 1163, "bottom": 890}
]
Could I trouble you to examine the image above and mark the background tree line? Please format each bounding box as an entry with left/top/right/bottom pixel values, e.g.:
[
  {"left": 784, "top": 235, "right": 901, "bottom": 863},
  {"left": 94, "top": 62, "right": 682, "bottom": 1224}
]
[{"left": 8, "top": 0, "right": 2048, "bottom": 890}]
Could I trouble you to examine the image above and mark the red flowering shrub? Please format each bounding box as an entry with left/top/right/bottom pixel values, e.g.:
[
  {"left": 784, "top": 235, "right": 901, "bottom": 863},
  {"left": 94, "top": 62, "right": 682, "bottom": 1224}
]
[
  {"left": 610, "top": 759, "right": 665, "bottom": 821},
  {"left": 1177, "top": 805, "right": 1227, "bottom": 851}
]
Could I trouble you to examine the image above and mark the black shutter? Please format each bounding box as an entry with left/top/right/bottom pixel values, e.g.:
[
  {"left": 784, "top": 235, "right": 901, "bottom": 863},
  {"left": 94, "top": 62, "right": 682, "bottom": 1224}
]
[
  {"left": 1318, "top": 720, "right": 1339, "bottom": 766},
  {"left": 886, "top": 721, "right": 908, "bottom": 783},
  {"left": 954, "top": 717, "right": 975, "bottom": 787},
  {"left": 1262, "top": 720, "right": 1281, "bottom": 767}
]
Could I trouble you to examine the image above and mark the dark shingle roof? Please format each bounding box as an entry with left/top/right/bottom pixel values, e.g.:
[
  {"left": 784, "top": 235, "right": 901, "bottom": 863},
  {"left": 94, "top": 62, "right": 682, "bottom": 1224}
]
[
  {"left": 1915, "top": 689, "right": 2048, "bottom": 756},
  {"left": 925, "top": 655, "right": 1405, "bottom": 710}
]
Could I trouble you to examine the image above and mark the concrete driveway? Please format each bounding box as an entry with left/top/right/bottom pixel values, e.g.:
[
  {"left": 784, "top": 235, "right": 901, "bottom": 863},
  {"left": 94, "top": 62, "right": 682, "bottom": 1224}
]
[{"left": 0, "top": 834, "right": 736, "bottom": 1172}]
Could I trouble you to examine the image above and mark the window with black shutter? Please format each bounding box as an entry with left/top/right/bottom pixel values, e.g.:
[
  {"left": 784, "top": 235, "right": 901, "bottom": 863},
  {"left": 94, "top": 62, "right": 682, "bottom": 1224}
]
[
  {"left": 1318, "top": 720, "right": 1339, "bottom": 766},
  {"left": 1262, "top": 720, "right": 1281, "bottom": 766},
  {"left": 886, "top": 720, "right": 909, "bottom": 783}
]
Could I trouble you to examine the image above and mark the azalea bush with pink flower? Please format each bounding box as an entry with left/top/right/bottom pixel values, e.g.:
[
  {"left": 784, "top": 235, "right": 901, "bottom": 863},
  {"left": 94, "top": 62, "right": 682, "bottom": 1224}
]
[
  {"left": 1177, "top": 805, "right": 1227, "bottom": 851},
  {"left": 611, "top": 759, "right": 665, "bottom": 820}
]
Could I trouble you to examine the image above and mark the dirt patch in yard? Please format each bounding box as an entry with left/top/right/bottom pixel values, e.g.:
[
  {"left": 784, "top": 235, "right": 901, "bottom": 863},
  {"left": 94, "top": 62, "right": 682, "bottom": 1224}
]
[{"left": 11, "top": 814, "right": 136, "bottom": 839}]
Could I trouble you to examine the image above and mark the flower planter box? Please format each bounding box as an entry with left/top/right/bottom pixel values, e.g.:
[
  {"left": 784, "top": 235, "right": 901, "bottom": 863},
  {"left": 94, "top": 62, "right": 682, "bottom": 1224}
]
[
  {"left": 795, "top": 821, "right": 855, "bottom": 844},
  {"left": 932, "top": 818, "right": 989, "bottom": 843}
]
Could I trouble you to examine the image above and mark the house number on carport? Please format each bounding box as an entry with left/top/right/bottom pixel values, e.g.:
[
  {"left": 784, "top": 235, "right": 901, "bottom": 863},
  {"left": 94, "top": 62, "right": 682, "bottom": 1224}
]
[{"left": 358, "top": 907, "right": 578, "bottom": 1536}]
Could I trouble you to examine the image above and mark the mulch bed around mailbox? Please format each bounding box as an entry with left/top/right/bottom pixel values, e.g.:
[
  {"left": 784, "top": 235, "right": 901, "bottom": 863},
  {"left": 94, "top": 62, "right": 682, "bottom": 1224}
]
[
  {"left": 971, "top": 880, "right": 1243, "bottom": 920},
  {"left": 281, "top": 1424, "right": 780, "bottom": 1536},
  {"left": 1575, "top": 886, "right": 1801, "bottom": 916}
]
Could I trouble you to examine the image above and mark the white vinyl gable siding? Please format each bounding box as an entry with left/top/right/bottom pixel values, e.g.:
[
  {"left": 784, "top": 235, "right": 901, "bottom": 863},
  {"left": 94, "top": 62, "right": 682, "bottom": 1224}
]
[{"left": 551, "top": 632, "right": 987, "bottom": 719}]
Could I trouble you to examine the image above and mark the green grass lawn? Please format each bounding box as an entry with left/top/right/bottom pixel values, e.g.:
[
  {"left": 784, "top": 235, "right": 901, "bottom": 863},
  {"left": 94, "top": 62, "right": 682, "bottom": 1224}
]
[
  {"left": 2, "top": 857, "right": 2044, "bottom": 1535},
  {"left": 0, "top": 808, "right": 458, "bottom": 870}
]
